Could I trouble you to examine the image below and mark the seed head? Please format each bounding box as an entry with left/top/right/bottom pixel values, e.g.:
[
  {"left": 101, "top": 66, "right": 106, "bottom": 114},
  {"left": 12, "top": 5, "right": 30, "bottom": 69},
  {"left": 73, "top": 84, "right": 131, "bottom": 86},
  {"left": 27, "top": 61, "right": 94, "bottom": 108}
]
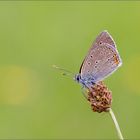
[{"left": 87, "top": 81, "right": 112, "bottom": 113}]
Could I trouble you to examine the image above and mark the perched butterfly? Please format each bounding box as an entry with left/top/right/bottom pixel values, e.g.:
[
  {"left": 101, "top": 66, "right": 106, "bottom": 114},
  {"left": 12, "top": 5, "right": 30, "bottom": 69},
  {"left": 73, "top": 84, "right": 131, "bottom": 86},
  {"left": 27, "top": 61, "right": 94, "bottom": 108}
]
[
  {"left": 75, "top": 30, "right": 122, "bottom": 89},
  {"left": 53, "top": 30, "right": 122, "bottom": 112},
  {"left": 54, "top": 30, "right": 122, "bottom": 90}
]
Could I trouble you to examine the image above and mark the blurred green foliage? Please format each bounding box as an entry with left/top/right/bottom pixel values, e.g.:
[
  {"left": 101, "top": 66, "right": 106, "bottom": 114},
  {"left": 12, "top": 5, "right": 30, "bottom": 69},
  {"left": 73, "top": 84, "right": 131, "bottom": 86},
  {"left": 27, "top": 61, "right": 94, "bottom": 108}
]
[{"left": 0, "top": 1, "right": 139, "bottom": 139}]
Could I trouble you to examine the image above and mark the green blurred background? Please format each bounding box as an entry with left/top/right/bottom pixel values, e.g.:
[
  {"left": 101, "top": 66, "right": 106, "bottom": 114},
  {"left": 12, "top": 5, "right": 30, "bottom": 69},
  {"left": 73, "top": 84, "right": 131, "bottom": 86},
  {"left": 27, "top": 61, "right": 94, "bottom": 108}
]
[{"left": 0, "top": 1, "right": 139, "bottom": 139}]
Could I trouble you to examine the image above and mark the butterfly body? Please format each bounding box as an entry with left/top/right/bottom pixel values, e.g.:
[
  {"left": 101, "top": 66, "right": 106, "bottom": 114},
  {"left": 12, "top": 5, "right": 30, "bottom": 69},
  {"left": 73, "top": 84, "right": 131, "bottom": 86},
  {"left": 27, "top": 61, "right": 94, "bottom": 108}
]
[{"left": 75, "top": 31, "right": 122, "bottom": 88}]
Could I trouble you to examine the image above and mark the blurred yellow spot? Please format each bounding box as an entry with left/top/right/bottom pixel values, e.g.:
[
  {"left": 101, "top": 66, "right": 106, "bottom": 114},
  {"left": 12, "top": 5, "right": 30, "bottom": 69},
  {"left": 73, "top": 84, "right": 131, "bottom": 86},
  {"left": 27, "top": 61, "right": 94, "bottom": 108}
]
[
  {"left": 0, "top": 65, "right": 40, "bottom": 105},
  {"left": 123, "top": 56, "right": 140, "bottom": 94}
]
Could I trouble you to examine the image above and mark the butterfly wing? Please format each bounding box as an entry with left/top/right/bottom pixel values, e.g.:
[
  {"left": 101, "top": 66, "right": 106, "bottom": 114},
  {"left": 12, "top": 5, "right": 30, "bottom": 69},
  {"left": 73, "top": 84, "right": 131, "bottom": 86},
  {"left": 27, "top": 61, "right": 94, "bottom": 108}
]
[{"left": 80, "top": 31, "right": 122, "bottom": 83}]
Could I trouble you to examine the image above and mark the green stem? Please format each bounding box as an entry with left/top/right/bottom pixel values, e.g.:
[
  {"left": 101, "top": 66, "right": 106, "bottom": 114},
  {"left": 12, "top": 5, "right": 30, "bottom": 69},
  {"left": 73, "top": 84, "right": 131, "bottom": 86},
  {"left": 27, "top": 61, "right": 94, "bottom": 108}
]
[{"left": 109, "top": 108, "right": 124, "bottom": 140}]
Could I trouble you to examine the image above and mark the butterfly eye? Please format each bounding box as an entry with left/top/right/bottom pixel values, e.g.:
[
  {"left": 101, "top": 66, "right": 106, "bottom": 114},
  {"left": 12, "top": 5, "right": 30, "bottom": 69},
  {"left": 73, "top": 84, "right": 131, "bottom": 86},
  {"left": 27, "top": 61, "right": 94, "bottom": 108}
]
[
  {"left": 76, "top": 77, "right": 79, "bottom": 81},
  {"left": 76, "top": 75, "right": 81, "bottom": 82}
]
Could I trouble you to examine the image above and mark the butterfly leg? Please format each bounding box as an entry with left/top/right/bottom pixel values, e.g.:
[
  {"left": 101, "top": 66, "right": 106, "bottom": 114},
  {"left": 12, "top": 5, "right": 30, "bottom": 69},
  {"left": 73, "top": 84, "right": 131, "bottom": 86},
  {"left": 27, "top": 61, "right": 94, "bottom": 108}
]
[{"left": 81, "top": 86, "right": 88, "bottom": 99}]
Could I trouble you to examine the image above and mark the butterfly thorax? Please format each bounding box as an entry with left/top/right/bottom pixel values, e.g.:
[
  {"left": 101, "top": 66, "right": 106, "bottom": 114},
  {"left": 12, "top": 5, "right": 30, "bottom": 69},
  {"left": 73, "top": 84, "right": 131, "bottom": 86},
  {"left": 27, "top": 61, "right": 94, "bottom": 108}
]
[{"left": 75, "top": 74, "right": 95, "bottom": 88}]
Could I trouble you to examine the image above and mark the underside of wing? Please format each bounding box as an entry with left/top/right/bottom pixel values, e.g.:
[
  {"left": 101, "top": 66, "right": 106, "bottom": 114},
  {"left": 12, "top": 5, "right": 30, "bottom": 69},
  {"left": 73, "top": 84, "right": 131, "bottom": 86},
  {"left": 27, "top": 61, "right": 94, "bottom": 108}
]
[
  {"left": 79, "top": 31, "right": 117, "bottom": 73},
  {"left": 80, "top": 31, "right": 122, "bottom": 82}
]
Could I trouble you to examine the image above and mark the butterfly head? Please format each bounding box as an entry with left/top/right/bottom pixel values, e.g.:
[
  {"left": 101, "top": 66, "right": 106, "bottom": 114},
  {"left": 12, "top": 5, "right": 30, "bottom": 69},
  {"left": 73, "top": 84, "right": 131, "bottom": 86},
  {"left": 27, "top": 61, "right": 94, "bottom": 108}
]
[
  {"left": 74, "top": 74, "right": 81, "bottom": 83},
  {"left": 74, "top": 74, "right": 96, "bottom": 88},
  {"left": 74, "top": 74, "right": 87, "bottom": 87}
]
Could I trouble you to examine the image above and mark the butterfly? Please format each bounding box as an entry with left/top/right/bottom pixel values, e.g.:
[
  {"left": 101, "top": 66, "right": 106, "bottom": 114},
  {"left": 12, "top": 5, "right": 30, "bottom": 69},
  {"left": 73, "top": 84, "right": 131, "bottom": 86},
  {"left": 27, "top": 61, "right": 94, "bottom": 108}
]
[{"left": 75, "top": 30, "right": 122, "bottom": 89}]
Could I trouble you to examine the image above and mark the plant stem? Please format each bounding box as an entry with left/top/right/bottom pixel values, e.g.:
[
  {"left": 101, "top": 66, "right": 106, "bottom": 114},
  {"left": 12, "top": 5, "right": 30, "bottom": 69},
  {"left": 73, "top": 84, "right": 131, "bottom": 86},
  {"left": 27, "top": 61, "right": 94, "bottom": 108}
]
[{"left": 109, "top": 108, "right": 124, "bottom": 140}]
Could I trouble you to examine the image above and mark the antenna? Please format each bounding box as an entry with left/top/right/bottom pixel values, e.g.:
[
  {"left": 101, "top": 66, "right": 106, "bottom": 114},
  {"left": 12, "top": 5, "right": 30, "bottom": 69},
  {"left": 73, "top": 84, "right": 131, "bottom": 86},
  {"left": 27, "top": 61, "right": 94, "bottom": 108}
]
[{"left": 52, "top": 65, "right": 75, "bottom": 78}]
